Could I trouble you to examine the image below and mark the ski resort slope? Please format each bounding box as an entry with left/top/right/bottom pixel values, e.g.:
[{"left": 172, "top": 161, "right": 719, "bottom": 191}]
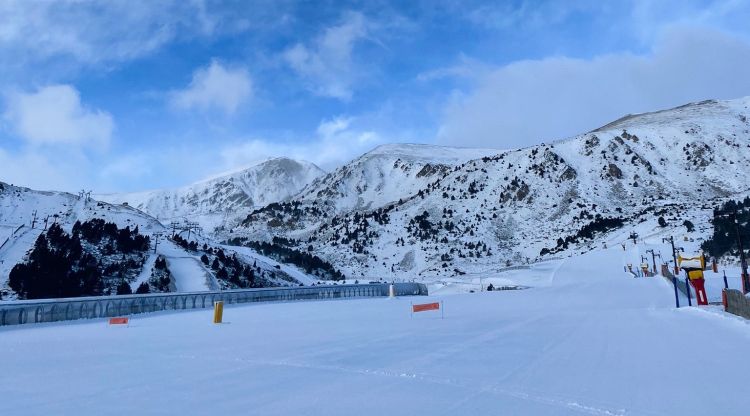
[
  {"left": 2, "top": 248, "right": 750, "bottom": 415},
  {"left": 156, "top": 240, "right": 216, "bottom": 292}
]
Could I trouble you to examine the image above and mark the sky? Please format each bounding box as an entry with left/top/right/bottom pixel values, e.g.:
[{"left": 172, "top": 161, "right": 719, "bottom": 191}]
[{"left": 1, "top": 0, "right": 750, "bottom": 193}]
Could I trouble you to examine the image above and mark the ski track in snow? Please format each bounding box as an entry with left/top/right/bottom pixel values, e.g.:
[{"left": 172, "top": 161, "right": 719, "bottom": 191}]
[{"left": 165, "top": 256, "right": 213, "bottom": 292}]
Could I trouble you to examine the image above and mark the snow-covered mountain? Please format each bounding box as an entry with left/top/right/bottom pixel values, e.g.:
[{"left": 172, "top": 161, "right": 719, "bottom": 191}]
[
  {"left": 0, "top": 181, "right": 317, "bottom": 299},
  {"left": 0, "top": 182, "right": 165, "bottom": 296},
  {"left": 4, "top": 97, "right": 750, "bottom": 289},
  {"left": 297, "top": 143, "right": 501, "bottom": 213},
  {"left": 234, "top": 97, "right": 750, "bottom": 279},
  {"left": 233, "top": 143, "right": 500, "bottom": 241},
  {"left": 98, "top": 157, "right": 325, "bottom": 233}
]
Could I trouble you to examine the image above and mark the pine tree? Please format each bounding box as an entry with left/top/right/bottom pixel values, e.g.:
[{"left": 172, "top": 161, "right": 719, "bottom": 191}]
[
  {"left": 683, "top": 220, "right": 695, "bottom": 232},
  {"left": 116, "top": 281, "right": 132, "bottom": 295},
  {"left": 136, "top": 282, "right": 150, "bottom": 294},
  {"left": 217, "top": 267, "right": 229, "bottom": 280}
]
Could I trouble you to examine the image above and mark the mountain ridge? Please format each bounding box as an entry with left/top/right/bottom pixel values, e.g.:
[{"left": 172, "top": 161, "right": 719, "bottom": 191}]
[
  {"left": 4, "top": 96, "right": 750, "bottom": 288},
  {"left": 232, "top": 96, "right": 750, "bottom": 279},
  {"left": 98, "top": 157, "right": 326, "bottom": 233}
]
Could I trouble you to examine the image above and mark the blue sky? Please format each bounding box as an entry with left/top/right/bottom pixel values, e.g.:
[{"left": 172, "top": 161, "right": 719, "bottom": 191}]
[{"left": 1, "top": 0, "right": 750, "bottom": 193}]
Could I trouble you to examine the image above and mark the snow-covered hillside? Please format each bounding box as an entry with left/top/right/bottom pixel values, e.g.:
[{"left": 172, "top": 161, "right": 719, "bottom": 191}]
[
  {"left": 0, "top": 182, "right": 317, "bottom": 299},
  {"left": 0, "top": 182, "right": 164, "bottom": 296},
  {"left": 5, "top": 97, "right": 750, "bottom": 290},
  {"left": 235, "top": 143, "right": 500, "bottom": 241},
  {"left": 235, "top": 97, "right": 750, "bottom": 279},
  {"left": 297, "top": 143, "right": 500, "bottom": 212},
  {"left": 3, "top": 247, "right": 749, "bottom": 415},
  {"left": 98, "top": 157, "right": 325, "bottom": 234}
]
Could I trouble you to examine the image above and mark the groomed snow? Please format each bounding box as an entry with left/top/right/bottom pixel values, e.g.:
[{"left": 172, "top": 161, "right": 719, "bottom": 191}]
[
  {"left": 157, "top": 240, "right": 215, "bottom": 291},
  {"left": 2, "top": 247, "right": 750, "bottom": 415}
]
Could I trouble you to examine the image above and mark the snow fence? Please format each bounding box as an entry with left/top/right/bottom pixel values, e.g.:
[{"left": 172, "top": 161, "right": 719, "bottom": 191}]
[
  {"left": 0, "top": 283, "right": 428, "bottom": 326},
  {"left": 724, "top": 289, "right": 750, "bottom": 320}
]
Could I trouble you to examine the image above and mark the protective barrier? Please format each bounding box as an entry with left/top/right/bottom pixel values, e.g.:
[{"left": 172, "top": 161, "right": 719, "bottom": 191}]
[
  {"left": 724, "top": 289, "right": 750, "bottom": 320},
  {"left": 0, "top": 283, "right": 428, "bottom": 326},
  {"left": 660, "top": 266, "right": 689, "bottom": 297}
]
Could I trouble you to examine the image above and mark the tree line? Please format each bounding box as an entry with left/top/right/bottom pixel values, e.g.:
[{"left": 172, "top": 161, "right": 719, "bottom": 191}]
[{"left": 9, "top": 220, "right": 150, "bottom": 299}]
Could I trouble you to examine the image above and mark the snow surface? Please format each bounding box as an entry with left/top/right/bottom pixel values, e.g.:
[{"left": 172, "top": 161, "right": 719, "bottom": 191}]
[
  {"left": 154, "top": 240, "right": 216, "bottom": 292},
  {"left": 225, "top": 244, "right": 319, "bottom": 286},
  {"left": 293, "top": 143, "right": 501, "bottom": 215},
  {"left": 131, "top": 252, "right": 157, "bottom": 292},
  {"left": 362, "top": 143, "right": 501, "bottom": 163},
  {"left": 97, "top": 157, "right": 325, "bottom": 233},
  {"left": 2, "top": 246, "right": 749, "bottom": 415}
]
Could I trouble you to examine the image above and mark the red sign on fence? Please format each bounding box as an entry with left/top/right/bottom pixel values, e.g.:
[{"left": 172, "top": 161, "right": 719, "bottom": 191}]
[
  {"left": 412, "top": 302, "right": 440, "bottom": 313},
  {"left": 109, "top": 317, "right": 129, "bottom": 325}
]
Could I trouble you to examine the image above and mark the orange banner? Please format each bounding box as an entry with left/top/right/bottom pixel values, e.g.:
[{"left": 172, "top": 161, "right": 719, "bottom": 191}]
[
  {"left": 109, "top": 317, "right": 129, "bottom": 325},
  {"left": 412, "top": 302, "right": 440, "bottom": 313}
]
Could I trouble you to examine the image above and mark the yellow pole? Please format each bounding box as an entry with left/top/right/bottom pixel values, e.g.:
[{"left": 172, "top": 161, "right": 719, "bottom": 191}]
[{"left": 213, "top": 301, "right": 223, "bottom": 324}]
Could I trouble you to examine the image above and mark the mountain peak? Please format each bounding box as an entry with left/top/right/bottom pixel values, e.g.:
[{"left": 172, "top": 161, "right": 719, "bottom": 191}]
[
  {"left": 198, "top": 157, "right": 323, "bottom": 184},
  {"left": 98, "top": 156, "right": 325, "bottom": 232},
  {"left": 591, "top": 96, "right": 750, "bottom": 134}
]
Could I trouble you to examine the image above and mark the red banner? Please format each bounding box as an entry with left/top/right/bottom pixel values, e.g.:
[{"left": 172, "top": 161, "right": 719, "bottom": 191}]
[
  {"left": 109, "top": 317, "right": 129, "bottom": 325},
  {"left": 412, "top": 302, "right": 440, "bottom": 313}
]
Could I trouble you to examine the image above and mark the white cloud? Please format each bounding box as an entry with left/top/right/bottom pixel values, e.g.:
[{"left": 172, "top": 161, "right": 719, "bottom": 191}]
[
  {"left": 416, "top": 55, "right": 491, "bottom": 82},
  {"left": 0, "top": 1, "right": 222, "bottom": 66},
  {"left": 170, "top": 60, "right": 253, "bottom": 114},
  {"left": 437, "top": 26, "right": 750, "bottom": 149},
  {"left": 220, "top": 116, "right": 383, "bottom": 171},
  {"left": 4, "top": 85, "right": 114, "bottom": 147},
  {"left": 283, "top": 12, "right": 369, "bottom": 100}
]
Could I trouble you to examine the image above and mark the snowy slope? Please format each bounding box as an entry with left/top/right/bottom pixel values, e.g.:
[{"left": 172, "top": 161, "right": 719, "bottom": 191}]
[
  {"left": 0, "top": 182, "right": 165, "bottom": 294},
  {"left": 98, "top": 157, "right": 325, "bottom": 233},
  {"left": 155, "top": 240, "right": 218, "bottom": 292},
  {"left": 236, "top": 97, "right": 750, "bottom": 280},
  {"left": 0, "top": 181, "right": 318, "bottom": 298},
  {"left": 235, "top": 143, "right": 500, "bottom": 241},
  {"left": 297, "top": 143, "right": 500, "bottom": 212},
  {"left": 2, "top": 247, "right": 749, "bottom": 415}
]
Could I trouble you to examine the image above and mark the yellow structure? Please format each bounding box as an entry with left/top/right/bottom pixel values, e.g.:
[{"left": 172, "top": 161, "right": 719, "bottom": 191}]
[
  {"left": 213, "top": 301, "right": 224, "bottom": 324},
  {"left": 678, "top": 254, "right": 706, "bottom": 280},
  {"left": 687, "top": 269, "right": 704, "bottom": 280}
]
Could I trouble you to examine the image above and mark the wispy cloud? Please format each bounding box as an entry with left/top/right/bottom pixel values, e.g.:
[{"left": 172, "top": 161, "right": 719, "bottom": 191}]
[
  {"left": 220, "top": 116, "right": 383, "bottom": 170},
  {"left": 4, "top": 84, "right": 114, "bottom": 148},
  {"left": 170, "top": 60, "right": 253, "bottom": 115},
  {"left": 0, "top": 0, "right": 223, "bottom": 67},
  {"left": 283, "top": 11, "right": 370, "bottom": 100},
  {"left": 437, "top": 26, "right": 750, "bottom": 149}
]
